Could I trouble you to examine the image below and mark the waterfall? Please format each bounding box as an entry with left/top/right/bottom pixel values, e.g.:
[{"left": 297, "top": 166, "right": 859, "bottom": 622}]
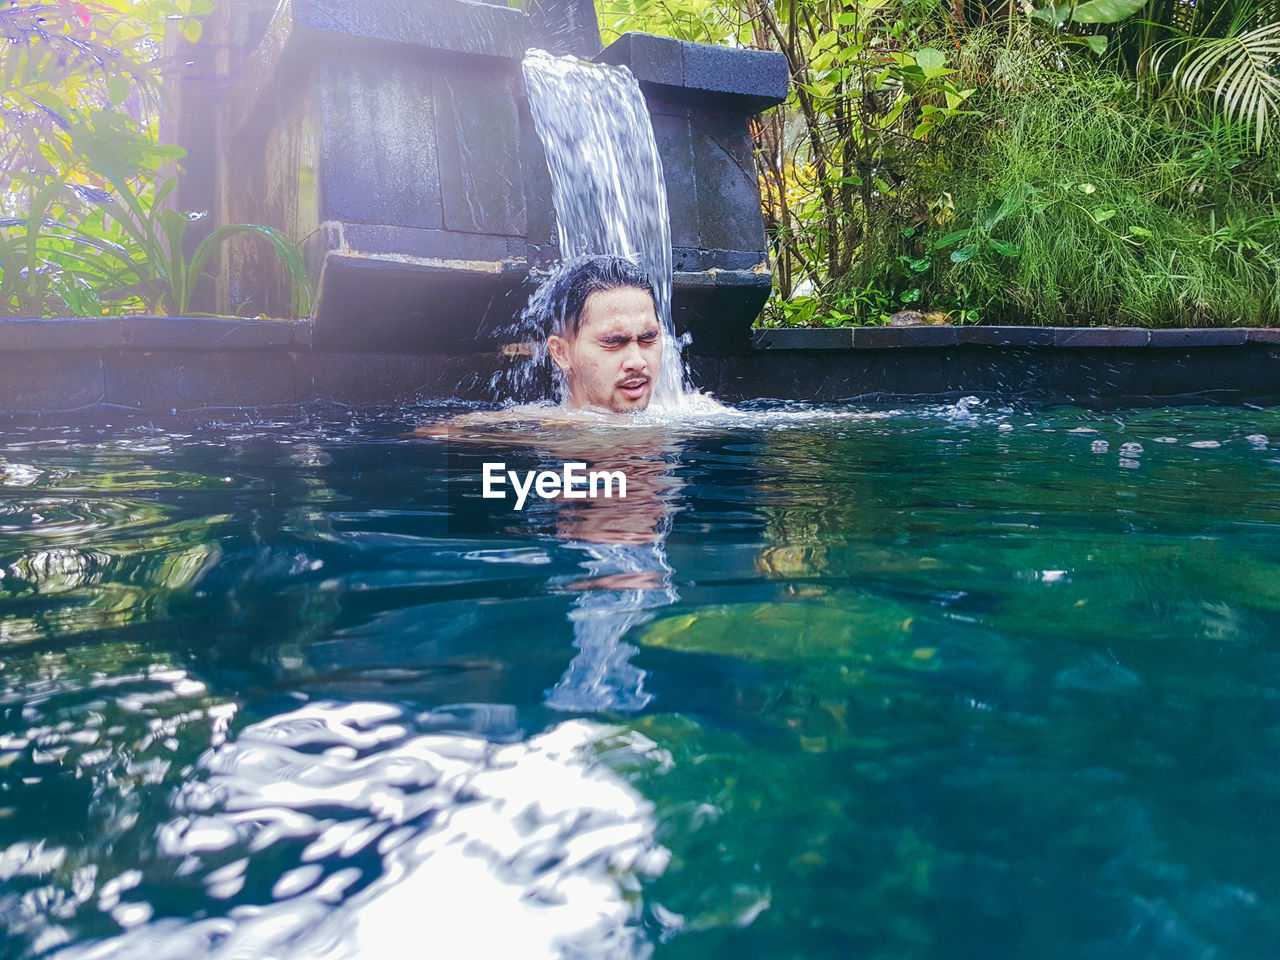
[{"left": 521, "top": 49, "right": 687, "bottom": 409}]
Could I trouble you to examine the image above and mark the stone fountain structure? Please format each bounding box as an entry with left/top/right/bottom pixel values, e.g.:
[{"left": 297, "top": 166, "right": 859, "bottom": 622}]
[{"left": 170, "top": 0, "right": 789, "bottom": 355}]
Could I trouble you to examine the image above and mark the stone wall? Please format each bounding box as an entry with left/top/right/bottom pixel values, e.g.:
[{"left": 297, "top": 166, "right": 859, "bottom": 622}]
[{"left": 3, "top": 320, "right": 1278, "bottom": 420}]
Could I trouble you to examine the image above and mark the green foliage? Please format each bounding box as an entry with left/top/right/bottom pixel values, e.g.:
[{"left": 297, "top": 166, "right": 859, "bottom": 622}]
[
  {"left": 0, "top": 0, "right": 207, "bottom": 212},
  {"left": 897, "top": 36, "right": 1280, "bottom": 326},
  {"left": 597, "top": 0, "right": 748, "bottom": 44},
  {"left": 598, "top": 0, "right": 1279, "bottom": 327},
  {"left": 0, "top": 1, "right": 310, "bottom": 318},
  {"left": 1153, "top": 15, "right": 1280, "bottom": 151}
]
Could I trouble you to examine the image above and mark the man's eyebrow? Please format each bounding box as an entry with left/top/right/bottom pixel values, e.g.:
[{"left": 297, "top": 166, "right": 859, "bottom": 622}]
[{"left": 599, "top": 328, "right": 660, "bottom": 341}]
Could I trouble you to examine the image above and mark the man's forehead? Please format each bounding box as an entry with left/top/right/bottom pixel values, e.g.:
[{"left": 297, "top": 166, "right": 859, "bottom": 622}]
[{"left": 579, "top": 288, "right": 658, "bottom": 331}]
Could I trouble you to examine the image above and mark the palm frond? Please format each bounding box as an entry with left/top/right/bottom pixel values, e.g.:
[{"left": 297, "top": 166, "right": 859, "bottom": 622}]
[{"left": 1160, "top": 20, "right": 1280, "bottom": 150}]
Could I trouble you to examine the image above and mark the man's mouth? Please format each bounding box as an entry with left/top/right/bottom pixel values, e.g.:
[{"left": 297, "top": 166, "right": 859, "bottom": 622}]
[{"left": 617, "top": 377, "right": 650, "bottom": 401}]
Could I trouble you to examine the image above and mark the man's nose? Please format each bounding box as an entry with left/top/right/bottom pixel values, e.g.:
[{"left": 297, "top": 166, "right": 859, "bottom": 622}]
[{"left": 621, "top": 342, "right": 648, "bottom": 370}]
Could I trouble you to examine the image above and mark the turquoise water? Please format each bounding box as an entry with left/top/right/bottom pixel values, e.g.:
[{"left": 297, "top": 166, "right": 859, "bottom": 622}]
[{"left": 1, "top": 401, "right": 1279, "bottom": 959}]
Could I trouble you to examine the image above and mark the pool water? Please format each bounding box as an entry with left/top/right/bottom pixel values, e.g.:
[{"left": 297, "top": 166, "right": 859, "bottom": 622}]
[{"left": 1, "top": 400, "right": 1279, "bottom": 959}]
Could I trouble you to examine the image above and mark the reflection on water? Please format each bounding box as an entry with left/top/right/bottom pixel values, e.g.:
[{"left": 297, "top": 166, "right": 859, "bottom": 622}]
[
  {"left": 57, "top": 705, "right": 668, "bottom": 960},
  {"left": 542, "top": 431, "right": 683, "bottom": 714},
  {"left": 1, "top": 403, "right": 1280, "bottom": 959}
]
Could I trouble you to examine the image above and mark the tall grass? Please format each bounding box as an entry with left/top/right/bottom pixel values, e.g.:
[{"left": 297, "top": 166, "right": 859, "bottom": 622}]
[{"left": 869, "top": 32, "right": 1280, "bottom": 326}]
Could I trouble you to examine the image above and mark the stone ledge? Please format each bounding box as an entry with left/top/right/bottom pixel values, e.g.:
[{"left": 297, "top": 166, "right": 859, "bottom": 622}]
[
  {"left": 753, "top": 328, "right": 852, "bottom": 350},
  {"left": 0, "top": 318, "right": 124, "bottom": 351},
  {"left": 853, "top": 326, "right": 958, "bottom": 348},
  {"left": 751, "top": 326, "right": 1279, "bottom": 350},
  {"left": 0, "top": 317, "right": 309, "bottom": 351},
  {"left": 1053, "top": 327, "right": 1150, "bottom": 347}
]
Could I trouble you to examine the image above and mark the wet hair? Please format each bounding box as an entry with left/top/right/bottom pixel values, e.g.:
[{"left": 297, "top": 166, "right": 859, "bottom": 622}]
[{"left": 546, "top": 255, "right": 656, "bottom": 338}]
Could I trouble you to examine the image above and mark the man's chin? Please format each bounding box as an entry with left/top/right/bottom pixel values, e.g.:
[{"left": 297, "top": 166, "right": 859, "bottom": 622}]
[{"left": 611, "top": 390, "right": 652, "bottom": 413}]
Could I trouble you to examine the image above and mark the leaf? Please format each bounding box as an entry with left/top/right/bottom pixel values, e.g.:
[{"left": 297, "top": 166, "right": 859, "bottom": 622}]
[
  {"left": 914, "top": 47, "right": 947, "bottom": 77},
  {"left": 107, "top": 76, "right": 131, "bottom": 106},
  {"left": 989, "top": 240, "right": 1022, "bottom": 257},
  {"left": 1092, "top": 209, "right": 1117, "bottom": 223},
  {"left": 1075, "top": 35, "right": 1108, "bottom": 55},
  {"left": 1130, "top": 226, "right": 1152, "bottom": 237},
  {"left": 1031, "top": 3, "right": 1071, "bottom": 21},
  {"left": 1077, "top": 183, "right": 1097, "bottom": 194},
  {"left": 1032, "top": 0, "right": 1143, "bottom": 22},
  {"left": 1171, "top": 22, "right": 1280, "bottom": 152},
  {"left": 182, "top": 18, "right": 203, "bottom": 43},
  {"left": 1068, "top": 0, "right": 1146, "bottom": 24},
  {"left": 951, "top": 245, "right": 980, "bottom": 263},
  {"left": 189, "top": 224, "right": 310, "bottom": 317},
  {"left": 984, "top": 183, "right": 1036, "bottom": 231},
  {"left": 897, "top": 64, "right": 927, "bottom": 89},
  {"left": 933, "top": 229, "right": 971, "bottom": 249}
]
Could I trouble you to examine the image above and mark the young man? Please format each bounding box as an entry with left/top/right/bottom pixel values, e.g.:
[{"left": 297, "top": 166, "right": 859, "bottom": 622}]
[
  {"left": 414, "top": 255, "right": 728, "bottom": 439},
  {"left": 544, "top": 255, "right": 663, "bottom": 414}
]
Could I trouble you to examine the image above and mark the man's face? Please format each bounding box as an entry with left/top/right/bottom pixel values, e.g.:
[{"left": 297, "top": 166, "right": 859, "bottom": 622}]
[{"left": 547, "top": 286, "right": 662, "bottom": 413}]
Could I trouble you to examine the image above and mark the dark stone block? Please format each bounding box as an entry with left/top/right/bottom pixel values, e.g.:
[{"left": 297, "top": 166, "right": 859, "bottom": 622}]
[
  {"left": 672, "top": 248, "right": 768, "bottom": 272},
  {"left": 295, "top": 0, "right": 529, "bottom": 60},
  {"left": 650, "top": 112, "right": 699, "bottom": 249},
  {"left": 596, "top": 34, "right": 788, "bottom": 112},
  {"left": 692, "top": 110, "right": 767, "bottom": 253},
  {"left": 103, "top": 350, "right": 300, "bottom": 410},
  {"left": 1053, "top": 328, "right": 1150, "bottom": 347},
  {"left": 318, "top": 57, "right": 443, "bottom": 229},
  {"left": 675, "top": 270, "right": 771, "bottom": 354},
  {"left": 1147, "top": 328, "right": 1248, "bottom": 347},
  {"left": 435, "top": 67, "right": 527, "bottom": 237},
  {"left": 958, "top": 326, "right": 1055, "bottom": 346},
  {"left": 0, "top": 318, "right": 123, "bottom": 351},
  {"left": 680, "top": 41, "right": 789, "bottom": 108},
  {"left": 596, "top": 32, "right": 682, "bottom": 87},
  {"left": 123, "top": 316, "right": 294, "bottom": 349},
  {"left": 309, "top": 353, "right": 505, "bottom": 405},
  {"left": 698, "top": 342, "right": 1280, "bottom": 407},
  {"left": 519, "top": 99, "right": 557, "bottom": 250},
  {"left": 314, "top": 254, "right": 526, "bottom": 352},
  {"left": 336, "top": 224, "right": 520, "bottom": 262},
  {"left": 752, "top": 328, "right": 853, "bottom": 350},
  {"left": 0, "top": 351, "right": 105, "bottom": 412},
  {"left": 852, "top": 326, "right": 958, "bottom": 348},
  {"left": 1247, "top": 328, "right": 1280, "bottom": 344},
  {"left": 290, "top": 320, "right": 313, "bottom": 347}
]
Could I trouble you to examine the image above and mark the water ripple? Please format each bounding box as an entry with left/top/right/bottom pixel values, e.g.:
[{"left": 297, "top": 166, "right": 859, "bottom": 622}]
[{"left": 57, "top": 705, "right": 669, "bottom": 960}]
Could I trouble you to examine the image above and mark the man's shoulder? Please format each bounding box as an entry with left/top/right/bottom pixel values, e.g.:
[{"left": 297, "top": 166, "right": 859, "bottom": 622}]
[{"left": 408, "top": 402, "right": 614, "bottom": 438}]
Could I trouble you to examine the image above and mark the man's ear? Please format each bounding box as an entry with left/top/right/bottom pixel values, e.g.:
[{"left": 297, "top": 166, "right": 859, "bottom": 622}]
[{"left": 547, "top": 334, "right": 572, "bottom": 373}]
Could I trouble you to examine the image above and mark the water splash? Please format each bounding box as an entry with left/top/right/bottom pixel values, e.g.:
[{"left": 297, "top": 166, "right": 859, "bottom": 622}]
[{"left": 521, "top": 50, "right": 686, "bottom": 410}]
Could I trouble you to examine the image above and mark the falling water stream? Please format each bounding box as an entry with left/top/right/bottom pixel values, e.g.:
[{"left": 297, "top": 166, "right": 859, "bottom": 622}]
[{"left": 521, "top": 50, "right": 687, "bottom": 408}]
